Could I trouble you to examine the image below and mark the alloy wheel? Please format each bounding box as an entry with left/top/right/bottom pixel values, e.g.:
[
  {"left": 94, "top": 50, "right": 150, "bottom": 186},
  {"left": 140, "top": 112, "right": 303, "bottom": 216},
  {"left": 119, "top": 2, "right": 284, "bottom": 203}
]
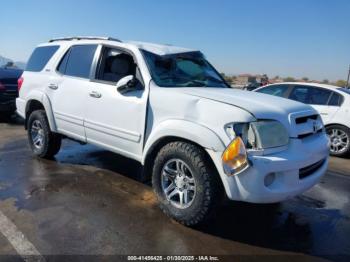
[
  {"left": 327, "top": 128, "right": 349, "bottom": 154},
  {"left": 161, "top": 159, "right": 196, "bottom": 209},
  {"left": 31, "top": 120, "right": 45, "bottom": 149}
]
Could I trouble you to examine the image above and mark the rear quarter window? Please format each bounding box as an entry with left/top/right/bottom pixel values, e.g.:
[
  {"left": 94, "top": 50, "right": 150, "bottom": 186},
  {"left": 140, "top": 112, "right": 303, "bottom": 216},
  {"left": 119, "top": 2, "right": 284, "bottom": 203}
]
[
  {"left": 63, "top": 45, "right": 97, "bottom": 79},
  {"left": 26, "top": 46, "right": 59, "bottom": 72}
]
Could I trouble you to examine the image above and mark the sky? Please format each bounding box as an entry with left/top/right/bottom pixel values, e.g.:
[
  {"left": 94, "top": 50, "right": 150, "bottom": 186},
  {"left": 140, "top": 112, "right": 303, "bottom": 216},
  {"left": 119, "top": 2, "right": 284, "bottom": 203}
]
[{"left": 0, "top": 0, "right": 349, "bottom": 81}]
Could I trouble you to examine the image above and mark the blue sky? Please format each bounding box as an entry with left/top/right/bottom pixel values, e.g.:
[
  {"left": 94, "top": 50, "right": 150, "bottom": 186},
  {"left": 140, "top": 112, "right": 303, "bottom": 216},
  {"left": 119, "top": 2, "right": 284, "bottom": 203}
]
[{"left": 1, "top": 0, "right": 349, "bottom": 81}]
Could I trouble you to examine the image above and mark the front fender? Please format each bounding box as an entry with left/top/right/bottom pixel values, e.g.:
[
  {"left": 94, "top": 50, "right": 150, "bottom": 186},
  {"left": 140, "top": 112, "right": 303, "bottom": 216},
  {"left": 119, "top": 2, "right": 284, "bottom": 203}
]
[{"left": 142, "top": 119, "right": 225, "bottom": 164}]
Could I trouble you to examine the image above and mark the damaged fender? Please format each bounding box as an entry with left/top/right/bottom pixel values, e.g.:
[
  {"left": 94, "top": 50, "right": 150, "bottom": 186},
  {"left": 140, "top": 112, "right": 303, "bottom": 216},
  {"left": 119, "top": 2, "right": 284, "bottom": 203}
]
[{"left": 142, "top": 119, "right": 226, "bottom": 164}]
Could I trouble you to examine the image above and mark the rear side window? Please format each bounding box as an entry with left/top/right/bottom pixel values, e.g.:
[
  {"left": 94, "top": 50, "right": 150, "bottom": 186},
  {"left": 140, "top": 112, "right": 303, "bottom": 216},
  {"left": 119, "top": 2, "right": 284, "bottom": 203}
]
[
  {"left": 26, "top": 46, "right": 59, "bottom": 72},
  {"left": 57, "top": 49, "right": 70, "bottom": 74},
  {"left": 328, "top": 92, "right": 343, "bottom": 106},
  {"left": 63, "top": 45, "right": 97, "bottom": 79},
  {"left": 289, "top": 86, "right": 332, "bottom": 105},
  {"left": 256, "top": 85, "right": 289, "bottom": 97}
]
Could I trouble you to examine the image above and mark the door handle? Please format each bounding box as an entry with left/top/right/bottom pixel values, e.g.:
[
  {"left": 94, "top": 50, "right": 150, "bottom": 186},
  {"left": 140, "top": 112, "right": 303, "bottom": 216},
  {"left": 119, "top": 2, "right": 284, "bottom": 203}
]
[
  {"left": 48, "top": 84, "right": 58, "bottom": 90},
  {"left": 89, "top": 91, "right": 102, "bottom": 98}
]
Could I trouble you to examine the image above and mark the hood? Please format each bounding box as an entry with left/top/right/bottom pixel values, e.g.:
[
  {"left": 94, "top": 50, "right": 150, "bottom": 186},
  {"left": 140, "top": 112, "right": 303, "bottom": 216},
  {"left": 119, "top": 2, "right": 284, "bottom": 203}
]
[{"left": 173, "top": 87, "right": 318, "bottom": 137}]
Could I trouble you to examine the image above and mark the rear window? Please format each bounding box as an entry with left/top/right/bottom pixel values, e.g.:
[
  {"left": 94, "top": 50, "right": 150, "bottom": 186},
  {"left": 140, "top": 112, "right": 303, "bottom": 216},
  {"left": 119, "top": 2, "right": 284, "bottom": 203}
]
[
  {"left": 63, "top": 45, "right": 97, "bottom": 79},
  {"left": 26, "top": 46, "right": 59, "bottom": 72},
  {"left": 328, "top": 92, "right": 343, "bottom": 106}
]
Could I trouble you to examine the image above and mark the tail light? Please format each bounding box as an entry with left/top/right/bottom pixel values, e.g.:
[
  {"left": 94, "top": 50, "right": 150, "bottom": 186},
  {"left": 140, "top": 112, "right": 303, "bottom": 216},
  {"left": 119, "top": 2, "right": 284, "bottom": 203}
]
[
  {"left": 18, "top": 76, "right": 24, "bottom": 91},
  {"left": 0, "top": 82, "right": 5, "bottom": 91}
]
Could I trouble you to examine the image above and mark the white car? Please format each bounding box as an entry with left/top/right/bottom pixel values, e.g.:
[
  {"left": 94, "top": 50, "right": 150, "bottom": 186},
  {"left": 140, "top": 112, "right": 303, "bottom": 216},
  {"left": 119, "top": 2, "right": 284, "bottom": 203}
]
[
  {"left": 255, "top": 82, "right": 350, "bottom": 157},
  {"left": 16, "top": 37, "right": 329, "bottom": 226}
]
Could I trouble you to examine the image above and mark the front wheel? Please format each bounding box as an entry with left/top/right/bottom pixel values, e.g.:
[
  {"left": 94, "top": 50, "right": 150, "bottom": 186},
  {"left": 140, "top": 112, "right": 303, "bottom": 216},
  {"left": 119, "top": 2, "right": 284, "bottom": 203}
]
[
  {"left": 152, "top": 141, "right": 222, "bottom": 226},
  {"left": 27, "top": 110, "right": 62, "bottom": 159},
  {"left": 326, "top": 125, "right": 350, "bottom": 157}
]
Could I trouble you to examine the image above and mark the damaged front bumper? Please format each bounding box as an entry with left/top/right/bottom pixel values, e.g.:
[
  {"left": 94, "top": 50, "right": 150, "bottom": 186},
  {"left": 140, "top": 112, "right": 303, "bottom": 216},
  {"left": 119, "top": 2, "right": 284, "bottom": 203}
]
[{"left": 206, "top": 132, "right": 330, "bottom": 203}]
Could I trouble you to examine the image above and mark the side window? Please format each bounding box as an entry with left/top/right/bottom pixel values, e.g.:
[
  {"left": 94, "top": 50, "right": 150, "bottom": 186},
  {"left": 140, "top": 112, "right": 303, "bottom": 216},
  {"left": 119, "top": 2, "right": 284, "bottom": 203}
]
[
  {"left": 64, "top": 45, "right": 97, "bottom": 79},
  {"left": 289, "top": 86, "right": 332, "bottom": 105},
  {"left": 256, "top": 85, "right": 289, "bottom": 97},
  {"left": 26, "top": 45, "right": 59, "bottom": 72},
  {"left": 328, "top": 92, "right": 343, "bottom": 106},
  {"left": 96, "top": 47, "right": 136, "bottom": 83},
  {"left": 57, "top": 49, "right": 70, "bottom": 74}
]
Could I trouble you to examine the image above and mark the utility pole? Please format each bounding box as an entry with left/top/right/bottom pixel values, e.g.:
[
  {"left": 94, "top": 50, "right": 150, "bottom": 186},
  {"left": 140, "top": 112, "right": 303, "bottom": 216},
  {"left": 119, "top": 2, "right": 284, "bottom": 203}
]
[{"left": 347, "top": 64, "right": 350, "bottom": 89}]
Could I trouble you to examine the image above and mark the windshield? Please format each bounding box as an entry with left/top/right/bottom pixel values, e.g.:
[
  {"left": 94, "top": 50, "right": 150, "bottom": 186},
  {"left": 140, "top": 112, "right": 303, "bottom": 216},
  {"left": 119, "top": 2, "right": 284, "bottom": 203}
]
[{"left": 142, "top": 50, "right": 229, "bottom": 88}]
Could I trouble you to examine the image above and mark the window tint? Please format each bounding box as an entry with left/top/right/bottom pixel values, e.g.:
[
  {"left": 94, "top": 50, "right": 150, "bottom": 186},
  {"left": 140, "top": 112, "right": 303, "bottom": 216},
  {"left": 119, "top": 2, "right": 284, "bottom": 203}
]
[
  {"left": 64, "top": 45, "right": 97, "bottom": 78},
  {"left": 57, "top": 49, "right": 70, "bottom": 74},
  {"left": 256, "top": 85, "right": 289, "bottom": 97},
  {"left": 328, "top": 92, "right": 343, "bottom": 106},
  {"left": 26, "top": 46, "right": 59, "bottom": 72},
  {"left": 96, "top": 47, "right": 136, "bottom": 83},
  {"left": 289, "top": 86, "right": 332, "bottom": 105}
]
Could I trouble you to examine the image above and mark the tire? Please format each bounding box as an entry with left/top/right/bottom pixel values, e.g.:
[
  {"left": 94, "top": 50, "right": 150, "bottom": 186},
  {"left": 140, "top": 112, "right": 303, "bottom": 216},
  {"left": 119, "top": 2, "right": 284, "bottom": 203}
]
[
  {"left": 326, "top": 125, "right": 350, "bottom": 157},
  {"left": 27, "top": 110, "right": 62, "bottom": 159},
  {"left": 152, "top": 141, "right": 222, "bottom": 226}
]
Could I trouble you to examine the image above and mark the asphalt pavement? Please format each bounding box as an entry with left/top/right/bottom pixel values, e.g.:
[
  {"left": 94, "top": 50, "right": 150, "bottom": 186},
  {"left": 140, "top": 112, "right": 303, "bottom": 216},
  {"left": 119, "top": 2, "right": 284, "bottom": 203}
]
[{"left": 0, "top": 115, "right": 349, "bottom": 261}]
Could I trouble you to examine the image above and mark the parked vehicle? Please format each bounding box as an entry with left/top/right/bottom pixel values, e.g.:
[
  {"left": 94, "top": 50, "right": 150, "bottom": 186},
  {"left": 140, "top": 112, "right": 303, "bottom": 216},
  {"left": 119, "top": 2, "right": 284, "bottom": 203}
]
[
  {"left": 255, "top": 83, "right": 350, "bottom": 157},
  {"left": 0, "top": 66, "right": 22, "bottom": 116},
  {"left": 17, "top": 37, "right": 329, "bottom": 225}
]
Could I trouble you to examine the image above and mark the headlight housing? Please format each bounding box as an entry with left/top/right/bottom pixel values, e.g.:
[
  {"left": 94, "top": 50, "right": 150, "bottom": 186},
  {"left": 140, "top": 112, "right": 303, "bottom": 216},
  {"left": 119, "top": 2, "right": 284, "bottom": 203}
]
[
  {"left": 222, "top": 120, "right": 289, "bottom": 176},
  {"left": 226, "top": 120, "right": 289, "bottom": 150}
]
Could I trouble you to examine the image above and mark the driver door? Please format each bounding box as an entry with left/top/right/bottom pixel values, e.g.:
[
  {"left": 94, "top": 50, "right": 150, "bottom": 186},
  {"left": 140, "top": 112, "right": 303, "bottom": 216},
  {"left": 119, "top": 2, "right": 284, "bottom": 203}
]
[{"left": 83, "top": 46, "right": 148, "bottom": 161}]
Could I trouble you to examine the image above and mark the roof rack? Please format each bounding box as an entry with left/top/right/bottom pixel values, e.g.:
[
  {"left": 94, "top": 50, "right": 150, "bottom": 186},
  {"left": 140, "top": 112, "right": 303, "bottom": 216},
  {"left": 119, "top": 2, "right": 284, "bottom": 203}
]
[{"left": 48, "top": 36, "right": 122, "bottom": 43}]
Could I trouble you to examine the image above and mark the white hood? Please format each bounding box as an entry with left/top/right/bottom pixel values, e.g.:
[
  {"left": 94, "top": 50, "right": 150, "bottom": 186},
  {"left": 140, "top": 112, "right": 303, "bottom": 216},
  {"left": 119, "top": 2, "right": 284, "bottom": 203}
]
[{"left": 174, "top": 87, "right": 318, "bottom": 138}]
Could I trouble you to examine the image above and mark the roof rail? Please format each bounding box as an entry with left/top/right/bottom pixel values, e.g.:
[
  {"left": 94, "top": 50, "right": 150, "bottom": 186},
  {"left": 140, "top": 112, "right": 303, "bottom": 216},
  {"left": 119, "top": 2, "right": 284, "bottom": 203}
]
[{"left": 48, "top": 36, "right": 122, "bottom": 43}]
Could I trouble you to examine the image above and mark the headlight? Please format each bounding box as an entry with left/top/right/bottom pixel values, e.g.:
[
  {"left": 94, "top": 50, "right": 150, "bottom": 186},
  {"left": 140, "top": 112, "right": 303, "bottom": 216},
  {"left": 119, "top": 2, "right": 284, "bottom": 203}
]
[
  {"left": 222, "top": 136, "right": 249, "bottom": 176},
  {"left": 226, "top": 120, "right": 289, "bottom": 150}
]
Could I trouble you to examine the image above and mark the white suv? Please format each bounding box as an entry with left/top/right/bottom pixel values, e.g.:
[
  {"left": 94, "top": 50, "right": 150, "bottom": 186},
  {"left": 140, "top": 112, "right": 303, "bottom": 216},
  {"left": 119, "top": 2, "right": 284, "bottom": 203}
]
[{"left": 16, "top": 37, "right": 329, "bottom": 226}]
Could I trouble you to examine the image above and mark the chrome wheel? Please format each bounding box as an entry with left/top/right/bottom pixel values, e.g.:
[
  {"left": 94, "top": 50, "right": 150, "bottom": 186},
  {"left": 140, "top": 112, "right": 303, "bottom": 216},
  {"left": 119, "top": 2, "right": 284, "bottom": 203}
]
[
  {"left": 31, "top": 120, "right": 45, "bottom": 149},
  {"left": 327, "top": 128, "right": 349, "bottom": 154},
  {"left": 161, "top": 159, "right": 196, "bottom": 209}
]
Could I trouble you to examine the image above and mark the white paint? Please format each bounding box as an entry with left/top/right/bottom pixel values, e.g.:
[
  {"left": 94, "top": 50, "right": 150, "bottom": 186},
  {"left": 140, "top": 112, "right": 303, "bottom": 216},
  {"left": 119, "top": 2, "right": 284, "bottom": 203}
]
[
  {"left": 17, "top": 38, "right": 329, "bottom": 204},
  {"left": 0, "top": 210, "right": 44, "bottom": 261}
]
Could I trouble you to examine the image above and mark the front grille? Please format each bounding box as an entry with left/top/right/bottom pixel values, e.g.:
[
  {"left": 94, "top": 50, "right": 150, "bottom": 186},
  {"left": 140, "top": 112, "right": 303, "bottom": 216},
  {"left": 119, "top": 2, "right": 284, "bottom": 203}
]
[
  {"left": 298, "top": 129, "right": 323, "bottom": 139},
  {"left": 295, "top": 114, "right": 318, "bottom": 124},
  {"left": 299, "top": 159, "right": 326, "bottom": 179}
]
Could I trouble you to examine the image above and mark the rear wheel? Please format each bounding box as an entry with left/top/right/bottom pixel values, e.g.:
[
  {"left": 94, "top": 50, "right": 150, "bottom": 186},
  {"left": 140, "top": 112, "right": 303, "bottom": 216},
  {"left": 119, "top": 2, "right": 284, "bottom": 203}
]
[
  {"left": 152, "top": 141, "right": 221, "bottom": 226},
  {"left": 326, "top": 125, "right": 350, "bottom": 157},
  {"left": 27, "top": 110, "right": 62, "bottom": 159}
]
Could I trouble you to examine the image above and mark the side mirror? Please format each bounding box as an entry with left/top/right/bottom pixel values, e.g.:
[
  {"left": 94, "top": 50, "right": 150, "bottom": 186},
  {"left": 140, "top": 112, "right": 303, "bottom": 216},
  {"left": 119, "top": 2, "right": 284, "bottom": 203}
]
[{"left": 116, "top": 75, "right": 137, "bottom": 94}]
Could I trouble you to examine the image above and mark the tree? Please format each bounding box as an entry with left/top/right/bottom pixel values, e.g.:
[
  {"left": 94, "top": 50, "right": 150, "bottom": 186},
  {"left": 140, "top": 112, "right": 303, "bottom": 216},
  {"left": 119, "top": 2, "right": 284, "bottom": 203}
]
[
  {"left": 335, "top": 80, "right": 347, "bottom": 87},
  {"left": 302, "top": 77, "right": 309, "bottom": 82},
  {"left": 322, "top": 79, "right": 329, "bottom": 84},
  {"left": 283, "top": 77, "right": 296, "bottom": 82}
]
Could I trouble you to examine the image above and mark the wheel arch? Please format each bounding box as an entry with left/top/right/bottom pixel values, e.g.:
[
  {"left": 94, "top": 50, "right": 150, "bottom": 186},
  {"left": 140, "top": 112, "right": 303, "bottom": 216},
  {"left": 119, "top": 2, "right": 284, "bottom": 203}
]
[
  {"left": 325, "top": 123, "right": 350, "bottom": 129},
  {"left": 141, "top": 120, "right": 226, "bottom": 182},
  {"left": 25, "top": 92, "right": 57, "bottom": 131}
]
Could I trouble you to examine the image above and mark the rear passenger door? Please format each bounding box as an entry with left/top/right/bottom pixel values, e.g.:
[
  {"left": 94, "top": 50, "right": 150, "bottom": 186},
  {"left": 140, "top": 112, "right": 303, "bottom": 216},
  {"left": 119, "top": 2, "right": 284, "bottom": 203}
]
[
  {"left": 48, "top": 44, "right": 97, "bottom": 142},
  {"left": 288, "top": 85, "right": 339, "bottom": 125}
]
